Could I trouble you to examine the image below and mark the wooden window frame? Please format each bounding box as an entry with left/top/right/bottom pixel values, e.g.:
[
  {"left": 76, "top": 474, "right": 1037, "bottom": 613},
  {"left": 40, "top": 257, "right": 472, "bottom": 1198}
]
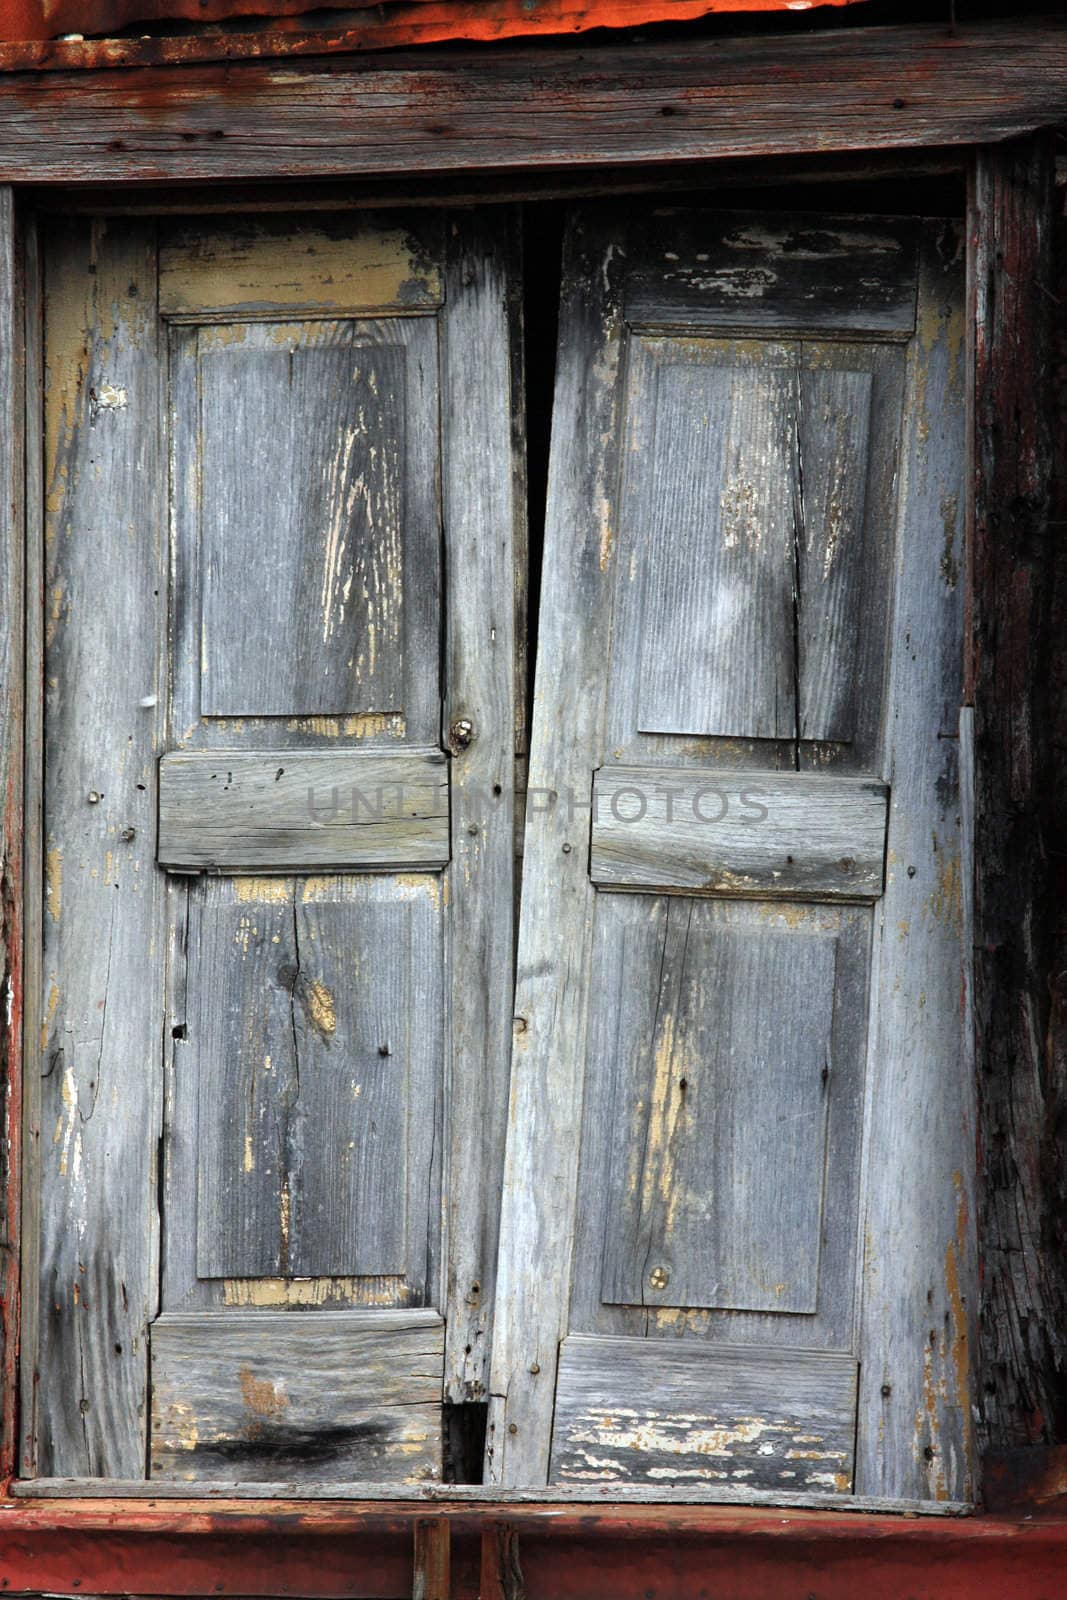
[{"left": 0, "top": 16, "right": 1060, "bottom": 1593}]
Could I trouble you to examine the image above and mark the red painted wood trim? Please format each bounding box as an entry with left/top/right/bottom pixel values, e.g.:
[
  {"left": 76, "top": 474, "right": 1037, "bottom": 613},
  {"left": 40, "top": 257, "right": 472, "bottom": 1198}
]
[{"left": 0, "top": 1502, "right": 1066, "bottom": 1599}]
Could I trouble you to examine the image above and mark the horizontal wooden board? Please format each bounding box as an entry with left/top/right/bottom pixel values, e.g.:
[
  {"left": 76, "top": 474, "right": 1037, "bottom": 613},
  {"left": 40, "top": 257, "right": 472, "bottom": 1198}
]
[
  {"left": 625, "top": 212, "right": 917, "bottom": 336},
  {"left": 157, "top": 748, "right": 450, "bottom": 872},
  {"left": 150, "top": 1309, "right": 444, "bottom": 1483},
  {"left": 550, "top": 1334, "right": 858, "bottom": 1492},
  {"left": 0, "top": 24, "right": 1064, "bottom": 185},
  {"left": 590, "top": 766, "right": 888, "bottom": 900},
  {"left": 160, "top": 216, "right": 443, "bottom": 316}
]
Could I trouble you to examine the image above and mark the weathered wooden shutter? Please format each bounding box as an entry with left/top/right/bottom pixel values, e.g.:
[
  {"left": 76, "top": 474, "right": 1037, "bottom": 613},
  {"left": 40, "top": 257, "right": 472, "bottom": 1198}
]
[
  {"left": 489, "top": 207, "right": 976, "bottom": 1501},
  {"left": 26, "top": 211, "right": 519, "bottom": 1484}
]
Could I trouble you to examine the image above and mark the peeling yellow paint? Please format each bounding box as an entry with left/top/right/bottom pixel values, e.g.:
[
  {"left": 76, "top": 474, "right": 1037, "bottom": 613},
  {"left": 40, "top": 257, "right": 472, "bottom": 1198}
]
[
  {"left": 40, "top": 977, "right": 59, "bottom": 1053},
  {"left": 234, "top": 877, "right": 291, "bottom": 904},
  {"left": 45, "top": 846, "right": 63, "bottom": 925},
  {"left": 305, "top": 978, "right": 337, "bottom": 1037},
  {"left": 222, "top": 1275, "right": 406, "bottom": 1308}
]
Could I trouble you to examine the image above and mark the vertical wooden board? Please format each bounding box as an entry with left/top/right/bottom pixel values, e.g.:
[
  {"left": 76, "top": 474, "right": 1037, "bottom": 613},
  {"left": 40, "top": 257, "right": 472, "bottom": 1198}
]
[
  {"left": 198, "top": 324, "right": 406, "bottom": 718},
  {"left": 856, "top": 221, "right": 974, "bottom": 1502},
  {"left": 599, "top": 899, "right": 837, "bottom": 1317},
  {"left": 35, "top": 218, "right": 164, "bottom": 1476},
  {"left": 0, "top": 188, "right": 25, "bottom": 1484},
  {"left": 970, "top": 138, "right": 1061, "bottom": 1460},
  {"left": 194, "top": 884, "right": 296, "bottom": 1280},
  {"left": 634, "top": 343, "right": 798, "bottom": 740},
  {"left": 440, "top": 210, "right": 520, "bottom": 1403},
  {"left": 193, "top": 875, "right": 443, "bottom": 1288},
  {"left": 487, "top": 208, "right": 627, "bottom": 1485},
  {"left": 796, "top": 362, "right": 873, "bottom": 743},
  {"left": 19, "top": 209, "right": 40, "bottom": 1479}
]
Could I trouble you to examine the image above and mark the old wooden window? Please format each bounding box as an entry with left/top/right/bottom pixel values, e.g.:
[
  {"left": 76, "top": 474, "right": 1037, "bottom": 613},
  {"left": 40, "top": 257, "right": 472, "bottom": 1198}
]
[{"left": 20, "top": 190, "right": 974, "bottom": 1505}]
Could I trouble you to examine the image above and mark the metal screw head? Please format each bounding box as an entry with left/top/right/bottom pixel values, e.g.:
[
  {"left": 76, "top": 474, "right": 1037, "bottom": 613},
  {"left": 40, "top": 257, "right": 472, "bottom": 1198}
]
[
  {"left": 648, "top": 1265, "right": 670, "bottom": 1291},
  {"left": 120, "top": 827, "right": 136, "bottom": 842}
]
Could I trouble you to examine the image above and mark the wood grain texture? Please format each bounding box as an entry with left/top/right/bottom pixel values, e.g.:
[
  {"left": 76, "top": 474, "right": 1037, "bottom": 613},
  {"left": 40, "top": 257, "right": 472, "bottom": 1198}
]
[
  {"left": 632, "top": 344, "right": 797, "bottom": 740},
  {"left": 598, "top": 902, "right": 838, "bottom": 1317},
  {"left": 7, "top": 1478, "right": 970, "bottom": 1511},
  {"left": 159, "top": 214, "right": 443, "bottom": 316},
  {"left": 150, "top": 1310, "right": 444, "bottom": 1484},
  {"left": 605, "top": 328, "right": 903, "bottom": 778},
  {"left": 487, "top": 209, "right": 628, "bottom": 1486},
  {"left": 0, "top": 187, "right": 24, "bottom": 1484},
  {"left": 413, "top": 1517, "right": 451, "bottom": 1600},
  {"left": 158, "top": 749, "right": 450, "bottom": 872},
  {"left": 33, "top": 218, "right": 166, "bottom": 1477},
  {"left": 190, "top": 876, "right": 443, "bottom": 1285},
  {"left": 855, "top": 221, "right": 975, "bottom": 1503},
  {"left": 0, "top": 23, "right": 1063, "bottom": 183},
  {"left": 439, "top": 211, "right": 520, "bottom": 1404},
  {"left": 196, "top": 324, "right": 408, "bottom": 718},
  {"left": 970, "top": 137, "right": 1065, "bottom": 1457},
  {"left": 625, "top": 210, "right": 918, "bottom": 337},
  {"left": 550, "top": 1335, "right": 858, "bottom": 1493},
  {"left": 591, "top": 767, "right": 888, "bottom": 901}
]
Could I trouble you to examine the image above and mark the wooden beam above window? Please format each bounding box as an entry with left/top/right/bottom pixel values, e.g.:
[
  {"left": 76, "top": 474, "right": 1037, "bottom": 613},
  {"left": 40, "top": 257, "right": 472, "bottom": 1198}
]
[{"left": 0, "top": 20, "right": 1063, "bottom": 186}]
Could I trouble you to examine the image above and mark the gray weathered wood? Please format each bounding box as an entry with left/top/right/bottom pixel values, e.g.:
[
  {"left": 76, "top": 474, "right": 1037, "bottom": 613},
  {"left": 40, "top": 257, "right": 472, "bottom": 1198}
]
[
  {"left": 598, "top": 904, "right": 838, "bottom": 1317},
  {"left": 855, "top": 222, "right": 975, "bottom": 1502},
  {"left": 633, "top": 344, "right": 797, "bottom": 739},
  {"left": 626, "top": 211, "right": 918, "bottom": 337},
  {"left": 550, "top": 1335, "right": 858, "bottom": 1493},
  {"left": 0, "top": 24, "right": 1064, "bottom": 184},
  {"left": 0, "top": 187, "right": 25, "bottom": 1486},
  {"left": 440, "top": 211, "right": 520, "bottom": 1404},
  {"left": 487, "top": 209, "right": 629, "bottom": 1487},
  {"left": 159, "top": 215, "right": 444, "bottom": 317},
  {"left": 18, "top": 207, "right": 41, "bottom": 1482},
  {"left": 158, "top": 749, "right": 449, "bottom": 873},
  {"left": 591, "top": 767, "right": 888, "bottom": 901},
  {"left": 33, "top": 218, "right": 166, "bottom": 1476},
  {"left": 197, "top": 324, "right": 408, "bottom": 718},
  {"left": 796, "top": 365, "right": 873, "bottom": 743},
  {"left": 570, "top": 898, "right": 869, "bottom": 1354},
  {"left": 492, "top": 204, "right": 973, "bottom": 1503},
  {"left": 191, "top": 876, "right": 442, "bottom": 1284},
  {"left": 604, "top": 331, "right": 903, "bottom": 779},
  {"left": 8, "top": 1478, "right": 971, "bottom": 1513},
  {"left": 150, "top": 1310, "right": 444, "bottom": 1484}
]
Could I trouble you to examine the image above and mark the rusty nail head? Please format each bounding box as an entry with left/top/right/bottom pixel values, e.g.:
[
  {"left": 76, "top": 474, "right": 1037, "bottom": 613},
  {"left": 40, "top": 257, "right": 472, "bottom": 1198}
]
[
  {"left": 450, "top": 717, "right": 474, "bottom": 749},
  {"left": 508, "top": 1423, "right": 518, "bottom": 1434}
]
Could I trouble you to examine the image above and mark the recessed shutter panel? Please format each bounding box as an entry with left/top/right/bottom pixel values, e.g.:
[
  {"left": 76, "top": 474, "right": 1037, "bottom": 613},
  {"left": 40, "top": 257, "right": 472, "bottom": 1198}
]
[
  {"left": 30, "top": 211, "right": 519, "bottom": 1485},
  {"left": 489, "top": 208, "right": 975, "bottom": 1501}
]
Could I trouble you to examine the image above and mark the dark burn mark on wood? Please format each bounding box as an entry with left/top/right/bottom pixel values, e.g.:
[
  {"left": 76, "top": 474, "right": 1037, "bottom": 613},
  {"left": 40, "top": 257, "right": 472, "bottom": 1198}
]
[{"left": 190, "top": 1419, "right": 392, "bottom": 1469}]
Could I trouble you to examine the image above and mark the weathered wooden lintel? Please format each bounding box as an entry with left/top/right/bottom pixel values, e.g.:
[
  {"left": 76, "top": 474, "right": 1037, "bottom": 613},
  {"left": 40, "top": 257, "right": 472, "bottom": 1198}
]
[{"left": 0, "top": 21, "right": 1060, "bottom": 185}]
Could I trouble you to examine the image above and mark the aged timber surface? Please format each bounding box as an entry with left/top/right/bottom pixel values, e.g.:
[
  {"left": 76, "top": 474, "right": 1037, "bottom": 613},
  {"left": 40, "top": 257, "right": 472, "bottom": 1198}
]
[
  {"left": 158, "top": 749, "right": 450, "bottom": 872},
  {"left": 591, "top": 767, "right": 888, "bottom": 901},
  {"left": 972, "top": 137, "right": 1067, "bottom": 1456},
  {"left": 150, "top": 1310, "right": 444, "bottom": 1483},
  {"left": 0, "top": 22, "right": 1061, "bottom": 183}
]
